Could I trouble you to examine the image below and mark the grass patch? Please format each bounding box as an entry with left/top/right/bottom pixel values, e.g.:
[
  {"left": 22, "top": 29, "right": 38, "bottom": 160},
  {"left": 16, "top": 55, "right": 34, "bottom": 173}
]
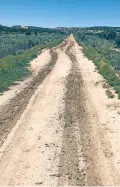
[
  {"left": 75, "top": 33, "right": 120, "bottom": 99},
  {"left": 0, "top": 37, "right": 66, "bottom": 93},
  {"left": 82, "top": 45, "right": 120, "bottom": 99},
  {"left": 0, "top": 46, "right": 38, "bottom": 92}
]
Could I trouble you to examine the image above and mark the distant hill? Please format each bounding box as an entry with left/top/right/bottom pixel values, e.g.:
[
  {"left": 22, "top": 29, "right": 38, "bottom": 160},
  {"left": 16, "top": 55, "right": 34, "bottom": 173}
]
[
  {"left": 0, "top": 24, "right": 120, "bottom": 35},
  {"left": 0, "top": 24, "right": 66, "bottom": 34}
]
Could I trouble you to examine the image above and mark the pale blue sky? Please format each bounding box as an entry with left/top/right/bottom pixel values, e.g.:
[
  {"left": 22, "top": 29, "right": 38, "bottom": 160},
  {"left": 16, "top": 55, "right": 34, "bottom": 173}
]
[{"left": 0, "top": 0, "right": 120, "bottom": 27}]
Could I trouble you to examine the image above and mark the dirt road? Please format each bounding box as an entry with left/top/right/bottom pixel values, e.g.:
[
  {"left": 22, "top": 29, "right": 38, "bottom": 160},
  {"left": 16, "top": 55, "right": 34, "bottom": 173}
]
[{"left": 0, "top": 36, "right": 120, "bottom": 186}]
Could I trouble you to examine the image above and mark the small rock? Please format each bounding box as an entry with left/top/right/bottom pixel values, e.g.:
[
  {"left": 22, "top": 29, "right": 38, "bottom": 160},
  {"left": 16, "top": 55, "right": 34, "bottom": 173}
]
[
  {"left": 45, "top": 143, "right": 49, "bottom": 147},
  {"left": 58, "top": 165, "right": 62, "bottom": 167},
  {"left": 37, "top": 135, "right": 41, "bottom": 140},
  {"left": 50, "top": 174, "right": 60, "bottom": 177},
  {"left": 35, "top": 181, "right": 43, "bottom": 185},
  {"left": 29, "top": 127, "right": 33, "bottom": 131}
]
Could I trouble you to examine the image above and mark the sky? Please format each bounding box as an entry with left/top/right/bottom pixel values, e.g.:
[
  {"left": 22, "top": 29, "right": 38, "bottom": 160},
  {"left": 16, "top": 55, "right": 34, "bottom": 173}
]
[{"left": 0, "top": 0, "right": 120, "bottom": 28}]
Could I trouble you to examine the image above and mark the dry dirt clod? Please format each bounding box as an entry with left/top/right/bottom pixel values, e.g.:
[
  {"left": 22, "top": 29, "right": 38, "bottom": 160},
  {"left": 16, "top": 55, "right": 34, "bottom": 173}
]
[
  {"left": 50, "top": 174, "right": 60, "bottom": 177},
  {"left": 37, "top": 135, "right": 41, "bottom": 140},
  {"left": 35, "top": 181, "right": 43, "bottom": 185}
]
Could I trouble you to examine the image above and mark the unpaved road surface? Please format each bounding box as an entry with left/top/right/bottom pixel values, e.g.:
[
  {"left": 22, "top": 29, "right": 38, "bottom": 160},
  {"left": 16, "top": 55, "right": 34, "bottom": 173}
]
[{"left": 0, "top": 36, "right": 120, "bottom": 186}]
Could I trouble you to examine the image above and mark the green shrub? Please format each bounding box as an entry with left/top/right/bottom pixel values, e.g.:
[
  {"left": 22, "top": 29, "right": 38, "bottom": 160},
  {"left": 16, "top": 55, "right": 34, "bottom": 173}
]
[
  {"left": 76, "top": 34, "right": 120, "bottom": 99},
  {"left": 0, "top": 34, "right": 67, "bottom": 92}
]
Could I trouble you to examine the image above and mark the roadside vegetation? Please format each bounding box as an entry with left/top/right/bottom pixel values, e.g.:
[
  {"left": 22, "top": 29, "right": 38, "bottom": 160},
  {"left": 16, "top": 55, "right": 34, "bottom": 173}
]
[
  {"left": 0, "top": 25, "right": 67, "bottom": 92},
  {"left": 73, "top": 27, "right": 120, "bottom": 99},
  {"left": 1, "top": 24, "right": 120, "bottom": 98}
]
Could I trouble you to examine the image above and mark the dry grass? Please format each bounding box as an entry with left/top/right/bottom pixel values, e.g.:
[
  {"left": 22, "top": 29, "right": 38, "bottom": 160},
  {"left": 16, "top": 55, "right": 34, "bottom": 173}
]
[{"left": 106, "top": 89, "right": 114, "bottom": 98}]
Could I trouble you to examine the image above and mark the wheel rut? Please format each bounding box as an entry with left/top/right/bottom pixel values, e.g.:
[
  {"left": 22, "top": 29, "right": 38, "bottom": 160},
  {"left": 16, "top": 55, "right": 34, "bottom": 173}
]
[
  {"left": 58, "top": 40, "right": 115, "bottom": 186},
  {"left": 0, "top": 36, "right": 117, "bottom": 186},
  {"left": 0, "top": 49, "right": 58, "bottom": 147},
  {"left": 58, "top": 42, "right": 87, "bottom": 186}
]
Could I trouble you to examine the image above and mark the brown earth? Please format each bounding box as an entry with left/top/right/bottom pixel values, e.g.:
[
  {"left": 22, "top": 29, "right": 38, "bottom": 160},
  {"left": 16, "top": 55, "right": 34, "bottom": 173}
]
[
  {"left": 0, "top": 36, "right": 120, "bottom": 185},
  {"left": 0, "top": 49, "right": 58, "bottom": 147}
]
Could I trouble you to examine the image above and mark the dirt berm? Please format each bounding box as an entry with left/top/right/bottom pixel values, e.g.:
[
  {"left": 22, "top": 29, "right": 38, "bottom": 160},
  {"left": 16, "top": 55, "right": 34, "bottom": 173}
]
[{"left": 0, "top": 49, "right": 57, "bottom": 147}]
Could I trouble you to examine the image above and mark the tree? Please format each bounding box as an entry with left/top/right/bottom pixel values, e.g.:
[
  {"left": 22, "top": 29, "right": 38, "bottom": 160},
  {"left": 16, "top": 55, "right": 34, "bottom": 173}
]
[
  {"left": 25, "top": 30, "right": 31, "bottom": 35},
  {"left": 35, "top": 31, "right": 38, "bottom": 36},
  {"left": 106, "top": 30, "right": 117, "bottom": 40},
  {"left": 116, "top": 35, "right": 120, "bottom": 47}
]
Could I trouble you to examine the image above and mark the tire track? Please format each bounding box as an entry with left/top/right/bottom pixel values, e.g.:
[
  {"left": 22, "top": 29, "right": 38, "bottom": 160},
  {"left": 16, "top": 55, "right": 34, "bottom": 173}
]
[
  {"left": 0, "top": 49, "right": 58, "bottom": 147},
  {"left": 58, "top": 42, "right": 87, "bottom": 186},
  {"left": 59, "top": 40, "right": 115, "bottom": 186},
  {"left": 0, "top": 39, "right": 72, "bottom": 186},
  {"left": 0, "top": 36, "right": 116, "bottom": 186}
]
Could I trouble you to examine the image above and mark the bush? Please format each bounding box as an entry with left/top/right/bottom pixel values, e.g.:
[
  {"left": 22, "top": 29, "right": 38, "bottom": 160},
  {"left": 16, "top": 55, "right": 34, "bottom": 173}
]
[
  {"left": 83, "top": 46, "right": 120, "bottom": 98},
  {"left": 0, "top": 34, "right": 67, "bottom": 92}
]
